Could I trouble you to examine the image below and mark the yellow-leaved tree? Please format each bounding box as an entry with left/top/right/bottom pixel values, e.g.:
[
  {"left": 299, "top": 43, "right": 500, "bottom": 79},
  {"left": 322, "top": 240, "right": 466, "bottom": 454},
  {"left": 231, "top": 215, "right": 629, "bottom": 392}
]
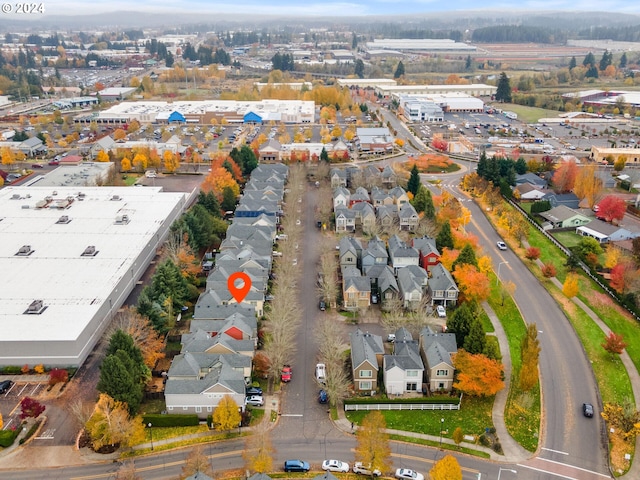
[
  {"left": 95, "top": 150, "right": 110, "bottom": 163},
  {"left": 429, "top": 454, "right": 462, "bottom": 480},
  {"left": 132, "top": 153, "right": 148, "bottom": 172},
  {"left": 212, "top": 396, "right": 241, "bottom": 432},
  {"left": 604, "top": 246, "right": 621, "bottom": 270},
  {"left": 85, "top": 394, "right": 145, "bottom": 450},
  {"left": 121, "top": 158, "right": 132, "bottom": 172},
  {"left": 563, "top": 274, "right": 579, "bottom": 298},
  {"left": 243, "top": 422, "right": 275, "bottom": 473},
  {"left": 355, "top": 411, "right": 392, "bottom": 475},
  {"left": 163, "top": 150, "right": 179, "bottom": 173}
]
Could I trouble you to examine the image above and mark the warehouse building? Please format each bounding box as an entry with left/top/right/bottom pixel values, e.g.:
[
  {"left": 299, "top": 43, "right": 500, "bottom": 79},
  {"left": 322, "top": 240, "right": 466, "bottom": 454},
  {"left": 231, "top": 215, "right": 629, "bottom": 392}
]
[
  {"left": 0, "top": 186, "right": 189, "bottom": 367},
  {"left": 375, "top": 83, "right": 496, "bottom": 98}
]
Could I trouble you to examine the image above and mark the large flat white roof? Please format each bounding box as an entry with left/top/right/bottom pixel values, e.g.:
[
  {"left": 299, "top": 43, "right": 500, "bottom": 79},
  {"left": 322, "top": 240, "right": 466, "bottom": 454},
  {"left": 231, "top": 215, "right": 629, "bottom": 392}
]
[{"left": 0, "top": 186, "right": 185, "bottom": 347}]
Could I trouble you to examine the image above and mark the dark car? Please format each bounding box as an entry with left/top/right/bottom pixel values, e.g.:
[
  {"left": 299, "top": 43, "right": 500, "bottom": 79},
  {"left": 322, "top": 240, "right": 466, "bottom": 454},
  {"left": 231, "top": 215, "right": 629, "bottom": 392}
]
[
  {"left": 316, "top": 221, "right": 322, "bottom": 228},
  {"left": 48, "top": 159, "right": 60, "bottom": 165},
  {"left": 319, "top": 300, "right": 326, "bottom": 311},
  {"left": 284, "top": 460, "right": 310, "bottom": 472},
  {"left": 583, "top": 403, "right": 594, "bottom": 418},
  {"left": 0, "top": 380, "right": 14, "bottom": 394},
  {"left": 318, "top": 389, "right": 328, "bottom": 404},
  {"left": 246, "top": 386, "right": 263, "bottom": 396},
  {"left": 31, "top": 163, "right": 44, "bottom": 169}
]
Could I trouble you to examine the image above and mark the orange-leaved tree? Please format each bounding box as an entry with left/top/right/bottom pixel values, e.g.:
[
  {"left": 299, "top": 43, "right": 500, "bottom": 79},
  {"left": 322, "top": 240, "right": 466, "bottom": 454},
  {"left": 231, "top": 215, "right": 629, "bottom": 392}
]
[
  {"left": 452, "top": 264, "right": 490, "bottom": 304},
  {"left": 552, "top": 159, "right": 578, "bottom": 193},
  {"left": 202, "top": 166, "right": 240, "bottom": 201},
  {"left": 453, "top": 349, "right": 504, "bottom": 396}
]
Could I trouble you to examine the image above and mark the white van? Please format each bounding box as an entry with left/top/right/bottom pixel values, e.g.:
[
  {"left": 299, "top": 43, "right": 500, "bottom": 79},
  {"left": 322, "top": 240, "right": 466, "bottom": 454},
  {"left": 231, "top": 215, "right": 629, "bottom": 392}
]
[
  {"left": 145, "top": 170, "right": 157, "bottom": 178},
  {"left": 315, "top": 363, "right": 326, "bottom": 384}
]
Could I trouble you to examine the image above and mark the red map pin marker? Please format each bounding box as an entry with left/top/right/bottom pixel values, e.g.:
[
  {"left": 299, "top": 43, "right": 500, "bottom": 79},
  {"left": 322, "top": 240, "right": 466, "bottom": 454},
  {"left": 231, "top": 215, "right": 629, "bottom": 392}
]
[{"left": 228, "top": 272, "right": 252, "bottom": 303}]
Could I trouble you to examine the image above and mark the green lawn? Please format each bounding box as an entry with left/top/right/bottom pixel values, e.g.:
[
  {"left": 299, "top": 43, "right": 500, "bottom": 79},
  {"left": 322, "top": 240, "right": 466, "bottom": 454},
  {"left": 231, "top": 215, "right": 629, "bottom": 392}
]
[
  {"left": 525, "top": 225, "right": 570, "bottom": 283},
  {"left": 551, "top": 231, "right": 584, "bottom": 249},
  {"left": 346, "top": 395, "right": 494, "bottom": 443},
  {"left": 497, "top": 104, "right": 562, "bottom": 123}
]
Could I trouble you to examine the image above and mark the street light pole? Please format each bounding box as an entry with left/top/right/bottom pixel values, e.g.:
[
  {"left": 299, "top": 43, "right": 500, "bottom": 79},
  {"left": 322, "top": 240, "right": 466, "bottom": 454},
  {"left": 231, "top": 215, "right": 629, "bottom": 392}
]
[
  {"left": 497, "top": 467, "right": 517, "bottom": 480},
  {"left": 497, "top": 261, "right": 509, "bottom": 286},
  {"left": 439, "top": 418, "right": 445, "bottom": 448},
  {"left": 147, "top": 422, "right": 153, "bottom": 451}
]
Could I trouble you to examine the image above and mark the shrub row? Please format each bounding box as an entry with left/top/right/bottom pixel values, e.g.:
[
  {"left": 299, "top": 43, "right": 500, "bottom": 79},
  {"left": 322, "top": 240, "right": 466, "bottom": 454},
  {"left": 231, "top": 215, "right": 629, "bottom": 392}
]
[
  {"left": 142, "top": 414, "right": 200, "bottom": 427},
  {"left": 0, "top": 429, "right": 19, "bottom": 448},
  {"left": 19, "top": 421, "right": 41, "bottom": 445}
]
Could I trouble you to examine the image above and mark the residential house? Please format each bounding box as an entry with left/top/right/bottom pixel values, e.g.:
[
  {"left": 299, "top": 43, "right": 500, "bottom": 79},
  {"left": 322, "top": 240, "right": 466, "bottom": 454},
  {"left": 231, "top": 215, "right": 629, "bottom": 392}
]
[
  {"left": 90, "top": 135, "right": 116, "bottom": 158},
  {"left": 361, "top": 237, "right": 389, "bottom": 274},
  {"left": 427, "top": 263, "right": 459, "bottom": 307},
  {"left": 413, "top": 236, "right": 440, "bottom": 273},
  {"left": 352, "top": 201, "right": 376, "bottom": 233},
  {"left": 515, "top": 172, "right": 548, "bottom": 189},
  {"left": 376, "top": 205, "right": 398, "bottom": 229},
  {"left": 164, "top": 353, "right": 249, "bottom": 418},
  {"left": 514, "top": 183, "right": 546, "bottom": 201},
  {"left": 349, "top": 186, "right": 371, "bottom": 206},
  {"left": 541, "top": 191, "right": 581, "bottom": 209},
  {"left": 377, "top": 266, "right": 400, "bottom": 310},
  {"left": 538, "top": 205, "right": 592, "bottom": 229},
  {"left": 335, "top": 206, "right": 356, "bottom": 233},
  {"left": 398, "top": 202, "right": 419, "bottom": 231},
  {"left": 381, "top": 165, "right": 397, "bottom": 188},
  {"left": 338, "top": 236, "right": 363, "bottom": 269},
  {"left": 343, "top": 273, "right": 371, "bottom": 310},
  {"left": 186, "top": 472, "right": 215, "bottom": 480},
  {"left": 370, "top": 187, "right": 394, "bottom": 207},
  {"left": 350, "top": 329, "right": 384, "bottom": 393},
  {"left": 330, "top": 168, "right": 348, "bottom": 188},
  {"left": 383, "top": 328, "right": 425, "bottom": 395},
  {"left": 389, "top": 186, "right": 410, "bottom": 207},
  {"left": 19, "top": 136, "right": 46, "bottom": 157},
  {"left": 181, "top": 330, "right": 255, "bottom": 357},
  {"left": 333, "top": 187, "right": 350, "bottom": 209},
  {"left": 388, "top": 235, "right": 419, "bottom": 273},
  {"left": 419, "top": 327, "right": 457, "bottom": 392},
  {"left": 576, "top": 219, "right": 640, "bottom": 243},
  {"left": 397, "top": 265, "right": 429, "bottom": 310}
]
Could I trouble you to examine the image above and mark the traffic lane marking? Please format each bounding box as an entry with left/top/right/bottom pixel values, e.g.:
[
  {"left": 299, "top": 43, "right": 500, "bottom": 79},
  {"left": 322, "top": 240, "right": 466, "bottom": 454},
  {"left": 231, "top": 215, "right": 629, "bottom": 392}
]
[{"left": 518, "top": 456, "right": 611, "bottom": 480}]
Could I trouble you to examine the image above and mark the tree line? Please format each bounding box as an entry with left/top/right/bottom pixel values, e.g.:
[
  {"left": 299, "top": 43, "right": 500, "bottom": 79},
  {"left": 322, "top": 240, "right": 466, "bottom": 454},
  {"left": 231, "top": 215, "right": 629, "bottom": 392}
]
[{"left": 471, "top": 25, "right": 567, "bottom": 44}]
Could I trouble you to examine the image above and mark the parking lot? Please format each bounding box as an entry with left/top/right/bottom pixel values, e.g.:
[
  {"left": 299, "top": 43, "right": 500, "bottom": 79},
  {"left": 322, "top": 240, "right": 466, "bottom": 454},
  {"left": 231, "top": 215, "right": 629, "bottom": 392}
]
[{"left": 0, "top": 379, "right": 48, "bottom": 431}]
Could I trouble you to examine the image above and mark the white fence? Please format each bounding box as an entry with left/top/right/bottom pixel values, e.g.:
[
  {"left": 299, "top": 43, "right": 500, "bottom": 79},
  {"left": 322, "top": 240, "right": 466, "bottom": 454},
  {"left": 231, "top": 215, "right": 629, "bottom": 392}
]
[{"left": 344, "top": 402, "right": 460, "bottom": 412}]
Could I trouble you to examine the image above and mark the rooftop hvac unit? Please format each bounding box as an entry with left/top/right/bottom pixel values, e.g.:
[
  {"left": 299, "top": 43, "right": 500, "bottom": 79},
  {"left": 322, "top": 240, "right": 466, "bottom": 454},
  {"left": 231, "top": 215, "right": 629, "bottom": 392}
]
[
  {"left": 25, "top": 299, "right": 46, "bottom": 315},
  {"left": 111, "top": 195, "right": 122, "bottom": 201},
  {"left": 114, "top": 214, "right": 130, "bottom": 225},
  {"left": 11, "top": 194, "right": 20, "bottom": 200},
  {"left": 56, "top": 215, "right": 71, "bottom": 224},
  {"left": 82, "top": 245, "right": 98, "bottom": 256},
  {"left": 16, "top": 245, "right": 34, "bottom": 256}
]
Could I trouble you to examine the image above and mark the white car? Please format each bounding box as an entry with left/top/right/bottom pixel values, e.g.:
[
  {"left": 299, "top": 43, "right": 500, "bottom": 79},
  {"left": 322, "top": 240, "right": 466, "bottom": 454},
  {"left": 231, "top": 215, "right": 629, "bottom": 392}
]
[
  {"left": 353, "top": 462, "right": 381, "bottom": 476},
  {"left": 322, "top": 460, "right": 350, "bottom": 473},
  {"left": 436, "top": 305, "right": 446, "bottom": 318},
  {"left": 315, "top": 363, "right": 327, "bottom": 384},
  {"left": 497, "top": 241, "right": 507, "bottom": 251},
  {"left": 245, "top": 395, "right": 264, "bottom": 407},
  {"left": 395, "top": 469, "right": 424, "bottom": 480}
]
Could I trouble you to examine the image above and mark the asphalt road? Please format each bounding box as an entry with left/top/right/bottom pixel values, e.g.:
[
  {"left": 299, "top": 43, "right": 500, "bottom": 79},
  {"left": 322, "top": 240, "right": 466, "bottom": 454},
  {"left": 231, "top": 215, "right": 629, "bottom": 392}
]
[{"left": 436, "top": 172, "right": 610, "bottom": 479}]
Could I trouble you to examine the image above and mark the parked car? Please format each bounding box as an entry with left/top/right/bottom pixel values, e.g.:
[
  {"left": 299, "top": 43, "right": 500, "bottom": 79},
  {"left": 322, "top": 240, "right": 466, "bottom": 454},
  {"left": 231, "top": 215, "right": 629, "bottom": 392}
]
[
  {"left": 322, "top": 460, "right": 350, "bottom": 473},
  {"left": 284, "top": 460, "right": 310, "bottom": 472},
  {"left": 315, "top": 363, "right": 327, "bottom": 384},
  {"left": 583, "top": 403, "right": 594, "bottom": 418},
  {"left": 387, "top": 333, "right": 396, "bottom": 343},
  {"left": 318, "top": 389, "right": 328, "bottom": 404},
  {"left": 395, "top": 469, "right": 424, "bottom": 480},
  {"left": 353, "top": 462, "right": 381, "bottom": 476},
  {"left": 48, "top": 159, "right": 60, "bottom": 165},
  {"left": 0, "top": 380, "right": 13, "bottom": 394},
  {"left": 245, "top": 386, "right": 263, "bottom": 396},
  {"left": 496, "top": 241, "right": 508, "bottom": 251},
  {"left": 436, "top": 305, "right": 446, "bottom": 318},
  {"left": 319, "top": 299, "right": 326, "bottom": 311},
  {"left": 31, "top": 163, "right": 44, "bottom": 169},
  {"left": 245, "top": 395, "right": 264, "bottom": 407},
  {"left": 281, "top": 365, "right": 292, "bottom": 383}
]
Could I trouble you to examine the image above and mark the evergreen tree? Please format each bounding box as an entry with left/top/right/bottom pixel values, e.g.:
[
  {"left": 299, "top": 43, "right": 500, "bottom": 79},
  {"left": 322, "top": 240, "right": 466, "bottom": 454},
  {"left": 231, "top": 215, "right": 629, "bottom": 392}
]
[
  {"left": 221, "top": 186, "right": 236, "bottom": 212},
  {"left": 476, "top": 151, "right": 488, "bottom": 178},
  {"left": 239, "top": 145, "right": 258, "bottom": 175},
  {"left": 495, "top": 72, "right": 512, "bottom": 103},
  {"left": 352, "top": 33, "right": 358, "bottom": 49},
  {"left": 406, "top": 163, "right": 421, "bottom": 196},
  {"left": 569, "top": 56, "right": 577, "bottom": 69},
  {"left": 394, "top": 61, "right": 405, "bottom": 79},
  {"left": 354, "top": 59, "right": 365, "bottom": 79},
  {"left": 515, "top": 157, "right": 527, "bottom": 175},
  {"left": 423, "top": 188, "right": 435, "bottom": 220},
  {"left": 465, "top": 55, "right": 472, "bottom": 70},
  {"left": 411, "top": 185, "right": 428, "bottom": 213},
  {"left": 452, "top": 244, "right": 478, "bottom": 270},
  {"left": 150, "top": 259, "right": 190, "bottom": 308},
  {"left": 436, "top": 220, "right": 454, "bottom": 251},
  {"left": 446, "top": 303, "right": 474, "bottom": 347},
  {"left": 599, "top": 50, "right": 612, "bottom": 71},
  {"left": 583, "top": 51, "right": 596, "bottom": 67},
  {"left": 97, "top": 351, "right": 144, "bottom": 414},
  {"left": 463, "top": 317, "right": 487, "bottom": 355},
  {"left": 197, "top": 191, "right": 221, "bottom": 217},
  {"left": 586, "top": 65, "right": 599, "bottom": 78},
  {"left": 320, "top": 147, "right": 329, "bottom": 163},
  {"left": 620, "top": 52, "right": 627, "bottom": 69}
]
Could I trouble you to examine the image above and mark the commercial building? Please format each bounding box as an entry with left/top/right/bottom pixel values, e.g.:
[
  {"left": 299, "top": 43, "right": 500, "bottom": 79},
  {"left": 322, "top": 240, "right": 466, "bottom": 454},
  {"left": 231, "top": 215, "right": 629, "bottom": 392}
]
[
  {"left": 337, "top": 78, "right": 398, "bottom": 89},
  {"left": 590, "top": 146, "right": 640, "bottom": 163},
  {"left": 81, "top": 99, "right": 316, "bottom": 125},
  {"left": 365, "top": 39, "right": 476, "bottom": 53},
  {"left": 0, "top": 186, "right": 189, "bottom": 367},
  {"left": 375, "top": 83, "right": 496, "bottom": 98}
]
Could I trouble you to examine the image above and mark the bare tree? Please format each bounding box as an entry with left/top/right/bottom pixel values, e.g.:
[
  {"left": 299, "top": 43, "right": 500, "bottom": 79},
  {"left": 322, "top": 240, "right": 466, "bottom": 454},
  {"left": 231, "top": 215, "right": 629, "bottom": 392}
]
[
  {"left": 181, "top": 445, "right": 213, "bottom": 478},
  {"left": 69, "top": 399, "right": 94, "bottom": 429},
  {"left": 115, "top": 461, "right": 142, "bottom": 480},
  {"left": 415, "top": 217, "right": 438, "bottom": 237},
  {"left": 318, "top": 252, "right": 339, "bottom": 307},
  {"left": 243, "top": 420, "right": 276, "bottom": 474},
  {"left": 316, "top": 317, "right": 351, "bottom": 407},
  {"left": 381, "top": 295, "right": 406, "bottom": 332}
]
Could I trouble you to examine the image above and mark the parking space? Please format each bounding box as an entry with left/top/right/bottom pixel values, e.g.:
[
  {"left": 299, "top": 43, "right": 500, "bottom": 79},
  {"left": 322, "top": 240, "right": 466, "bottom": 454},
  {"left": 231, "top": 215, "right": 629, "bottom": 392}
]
[{"left": 0, "top": 380, "right": 48, "bottom": 432}]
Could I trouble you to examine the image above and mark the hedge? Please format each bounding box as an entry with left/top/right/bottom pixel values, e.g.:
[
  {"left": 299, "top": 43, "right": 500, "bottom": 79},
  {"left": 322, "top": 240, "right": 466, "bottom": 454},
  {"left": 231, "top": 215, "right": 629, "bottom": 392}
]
[
  {"left": 19, "top": 421, "right": 41, "bottom": 445},
  {"left": 0, "top": 429, "right": 19, "bottom": 448},
  {"left": 142, "top": 414, "right": 200, "bottom": 427},
  {"left": 343, "top": 395, "right": 460, "bottom": 405},
  {"left": 0, "top": 366, "right": 22, "bottom": 375}
]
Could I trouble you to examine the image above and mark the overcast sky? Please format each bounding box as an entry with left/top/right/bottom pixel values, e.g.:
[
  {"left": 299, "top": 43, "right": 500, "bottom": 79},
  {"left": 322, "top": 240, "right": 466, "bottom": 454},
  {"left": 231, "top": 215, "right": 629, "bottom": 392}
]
[{"left": 22, "top": 0, "right": 640, "bottom": 17}]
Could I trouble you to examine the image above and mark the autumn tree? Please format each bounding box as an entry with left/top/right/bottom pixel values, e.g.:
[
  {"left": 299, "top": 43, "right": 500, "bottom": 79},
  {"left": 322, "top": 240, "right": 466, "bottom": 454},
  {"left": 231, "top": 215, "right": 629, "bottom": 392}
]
[
  {"left": 114, "top": 461, "right": 142, "bottom": 480},
  {"left": 563, "top": 274, "right": 579, "bottom": 298},
  {"left": 85, "top": 394, "right": 145, "bottom": 450},
  {"left": 181, "top": 445, "right": 214, "bottom": 478},
  {"left": 430, "top": 455, "right": 462, "bottom": 480},
  {"left": 212, "top": 395, "right": 241, "bottom": 432},
  {"left": 452, "top": 427, "right": 464, "bottom": 446},
  {"left": 132, "top": 152, "right": 148, "bottom": 172},
  {"left": 19, "top": 397, "right": 45, "bottom": 419},
  {"left": 316, "top": 316, "right": 351, "bottom": 407},
  {"left": 355, "top": 411, "right": 392, "bottom": 476},
  {"left": 573, "top": 165, "right": 602, "bottom": 208},
  {"left": 519, "top": 323, "right": 541, "bottom": 391},
  {"left": 525, "top": 247, "right": 541, "bottom": 262},
  {"left": 552, "top": 160, "right": 578, "bottom": 193},
  {"left": 244, "top": 422, "right": 275, "bottom": 473},
  {"left": 597, "top": 195, "right": 627, "bottom": 223},
  {"left": 600, "top": 402, "right": 640, "bottom": 441},
  {"left": 163, "top": 150, "right": 179, "bottom": 173},
  {"left": 108, "top": 306, "right": 165, "bottom": 369},
  {"left": 95, "top": 150, "right": 110, "bottom": 163},
  {"left": 604, "top": 246, "right": 621, "bottom": 270},
  {"left": 49, "top": 368, "right": 69, "bottom": 386},
  {"left": 121, "top": 157, "right": 132, "bottom": 172},
  {"left": 202, "top": 166, "right": 240, "bottom": 200},
  {"left": 453, "top": 264, "right": 490, "bottom": 304},
  {"left": 602, "top": 332, "right": 628, "bottom": 356},
  {"left": 609, "top": 261, "right": 637, "bottom": 294},
  {"left": 453, "top": 349, "right": 504, "bottom": 396},
  {"left": 114, "top": 128, "right": 127, "bottom": 141}
]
